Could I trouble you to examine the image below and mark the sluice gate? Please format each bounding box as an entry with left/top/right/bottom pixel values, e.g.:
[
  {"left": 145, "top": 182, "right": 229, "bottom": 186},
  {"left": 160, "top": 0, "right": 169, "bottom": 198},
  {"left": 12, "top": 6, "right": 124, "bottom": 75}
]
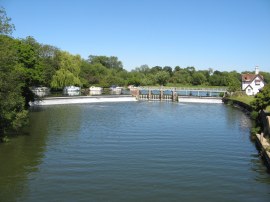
[{"left": 131, "top": 87, "right": 226, "bottom": 102}]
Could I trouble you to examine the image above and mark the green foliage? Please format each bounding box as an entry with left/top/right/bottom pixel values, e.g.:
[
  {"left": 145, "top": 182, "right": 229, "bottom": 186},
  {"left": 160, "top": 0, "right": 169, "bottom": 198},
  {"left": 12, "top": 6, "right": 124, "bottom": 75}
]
[
  {"left": 260, "top": 71, "right": 270, "bottom": 84},
  {"left": 192, "top": 72, "right": 207, "bottom": 85},
  {"left": 0, "top": 36, "right": 29, "bottom": 135},
  {"left": 88, "top": 55, "right": 123, "bottom": 71},
  {"left": 163, "top": 66, "right": 173, "bottom": 76},
  {"left": 0, "top": 7, "right": 15, "bottom": 35},
  {"left": 150, "top": 66, "right": 162, "bottom": 74},
  {"left": 50, "top": 51, "right": 82, "bottom": 89},
  {"left": 251, "top": 84, "right": 270, "bottom": 111},
  {"left": 155, "top": 71, "right": 170, "bottom": 86},
  {"left": 219, "top": 92, "right": 224, "bottom": 97},
  {"left": 209, "top": 71, "right": 241, "bottom": 87},
  {"left": 170, "top": 68, "right": 192, "bottom": 84},
  {"left": 58, "top": 51, "right": 81, "bottom": 76},
  {"left": 51, "top": 69, "right": 81, "bottom": 89},
  {"left": 250, "top": 111, "right": 259, "bottom": 120},
  {"left": 251, "top": 127, "right": 260, "bottom": 136},
  {"left": 227, "top": 100, "right": 234, "bottom": 105},
  {"left": 133, "top": 65, "right": 151, "bottom": 75},
  {"left": 227, "top": 77, "right": 241, "bottom": 93}
]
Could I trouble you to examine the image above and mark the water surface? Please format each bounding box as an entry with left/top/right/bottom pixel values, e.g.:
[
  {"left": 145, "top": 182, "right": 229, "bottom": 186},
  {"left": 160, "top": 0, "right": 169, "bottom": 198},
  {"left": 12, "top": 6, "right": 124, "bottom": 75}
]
[{"left": 0, "top": 102, "right": 269, "bottom": 202}]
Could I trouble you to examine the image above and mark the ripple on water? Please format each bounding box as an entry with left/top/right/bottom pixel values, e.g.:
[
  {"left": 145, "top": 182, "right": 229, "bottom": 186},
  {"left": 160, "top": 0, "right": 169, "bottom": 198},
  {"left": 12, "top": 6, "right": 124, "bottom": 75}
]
[{"left": 1, "top": 102, "right": 270, "bottom": 202}]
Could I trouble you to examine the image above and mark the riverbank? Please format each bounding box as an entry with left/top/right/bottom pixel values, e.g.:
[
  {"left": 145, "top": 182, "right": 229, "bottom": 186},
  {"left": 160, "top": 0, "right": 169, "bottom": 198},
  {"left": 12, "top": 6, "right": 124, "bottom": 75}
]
[
  {"left": 29, "top": 95, "right": 137, "bottom": 106},
  {"left": 223, "top": 97, "right": 270, "bottom": 169},
  {"left": 256, "top": 133, "right": 270, "bottom": 169}
]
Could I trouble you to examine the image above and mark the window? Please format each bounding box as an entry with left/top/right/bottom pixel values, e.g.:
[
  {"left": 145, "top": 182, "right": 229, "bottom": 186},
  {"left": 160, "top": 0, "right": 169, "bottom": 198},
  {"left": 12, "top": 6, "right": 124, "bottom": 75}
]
[{"left": 255, "top": 80, "right": 260, "bottom": 85}]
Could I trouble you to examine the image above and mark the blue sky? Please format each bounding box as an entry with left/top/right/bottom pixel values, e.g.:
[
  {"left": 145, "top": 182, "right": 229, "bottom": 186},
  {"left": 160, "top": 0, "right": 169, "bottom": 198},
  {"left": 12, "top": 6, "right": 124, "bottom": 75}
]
[{"left": 1, "top": 0, "right": 270, "bottom": 72}]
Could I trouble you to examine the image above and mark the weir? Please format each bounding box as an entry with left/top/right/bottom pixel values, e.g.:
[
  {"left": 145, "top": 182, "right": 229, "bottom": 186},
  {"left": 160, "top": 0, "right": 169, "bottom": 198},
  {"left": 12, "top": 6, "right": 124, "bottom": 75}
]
[
  {"left": 29, "top": 95, "right": 137, "bottom": 106},
  {"left": 131, "top": 87, "right": 226, "bottom": 103}
]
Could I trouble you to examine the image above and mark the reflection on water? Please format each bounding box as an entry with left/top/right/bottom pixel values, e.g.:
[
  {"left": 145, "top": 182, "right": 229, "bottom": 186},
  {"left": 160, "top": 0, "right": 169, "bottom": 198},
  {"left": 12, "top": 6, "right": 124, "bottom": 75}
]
[
  {"left": 0, "top": 102, "right": 269, "bottom": 202},
  {"left": 89, "top": 91, "right": 103, "bottom": 95},
  {"left": 63, "top": 91, "right": 81, "bottom": 96}
]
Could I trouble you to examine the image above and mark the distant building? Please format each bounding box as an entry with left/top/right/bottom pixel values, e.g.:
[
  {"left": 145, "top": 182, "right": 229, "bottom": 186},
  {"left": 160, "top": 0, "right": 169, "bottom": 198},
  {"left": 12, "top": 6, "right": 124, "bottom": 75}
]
[{"left": 241, "top": 66, "right": 265, "bottom": 96}]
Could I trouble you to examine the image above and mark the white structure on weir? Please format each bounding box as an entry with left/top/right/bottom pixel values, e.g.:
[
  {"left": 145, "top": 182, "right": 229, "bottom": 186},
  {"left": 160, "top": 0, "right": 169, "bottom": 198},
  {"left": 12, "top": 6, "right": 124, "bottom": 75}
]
[{"left": 241, "top": 66, "right": 265, "bottom": 96}]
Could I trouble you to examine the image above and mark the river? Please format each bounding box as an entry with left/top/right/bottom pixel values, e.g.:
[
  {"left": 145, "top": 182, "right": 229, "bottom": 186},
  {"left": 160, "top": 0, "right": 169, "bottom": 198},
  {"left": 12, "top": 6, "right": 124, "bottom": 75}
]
[{"left": 0, "top": 102, "right": 269, "bottom": 202}]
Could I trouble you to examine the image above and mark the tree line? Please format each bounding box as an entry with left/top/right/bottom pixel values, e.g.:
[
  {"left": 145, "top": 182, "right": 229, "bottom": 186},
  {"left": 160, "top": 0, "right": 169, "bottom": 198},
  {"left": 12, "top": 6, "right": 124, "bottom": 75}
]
[{"left": 0, "top": 7, "right": 270, "bottom": 139}]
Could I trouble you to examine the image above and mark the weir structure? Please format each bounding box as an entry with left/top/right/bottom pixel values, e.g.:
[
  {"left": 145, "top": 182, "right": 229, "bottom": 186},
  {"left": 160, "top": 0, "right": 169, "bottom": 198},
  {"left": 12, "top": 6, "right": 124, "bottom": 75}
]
[{"left": 131, "top": 87, "right": 227, "bottom": 102}]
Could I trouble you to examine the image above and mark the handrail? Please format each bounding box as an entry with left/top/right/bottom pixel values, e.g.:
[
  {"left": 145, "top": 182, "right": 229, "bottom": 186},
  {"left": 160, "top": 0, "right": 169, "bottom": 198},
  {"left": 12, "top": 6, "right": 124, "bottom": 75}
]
[{"left": 138, "top": 86, "right": 227, "bottom": 92}]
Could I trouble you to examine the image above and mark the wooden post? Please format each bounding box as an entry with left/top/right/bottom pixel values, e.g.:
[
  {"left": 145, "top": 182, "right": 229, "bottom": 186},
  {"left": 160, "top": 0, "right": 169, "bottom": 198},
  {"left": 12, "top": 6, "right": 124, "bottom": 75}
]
[
  {"left": 148, "top": 89, "right": 151, "bottom": 101},
  {"left": 135, "top": 89, "right": 139, "bottom": 100},
  {"left": 160, "top": 90, "right": 163, "bottom": 101},
  {"left": 173, "top": 89, "right": 178, "bottom": 102}
]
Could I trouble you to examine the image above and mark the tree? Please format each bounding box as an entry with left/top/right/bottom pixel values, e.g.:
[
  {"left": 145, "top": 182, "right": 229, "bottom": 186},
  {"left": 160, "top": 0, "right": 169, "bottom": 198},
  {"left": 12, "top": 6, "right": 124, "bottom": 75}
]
[
  {"left": 150, "top": 66, "right": 162, "bottom": 74},
  {"left": 133, "top": 64, "right": 150, "bottom": 75},
  {"left": 186, "top": 66, "right": 195, "bottom": 75},
  {"left": 88, "top": 55, "right": 123, "bottom": 71},
  {"left": 0, "top": 7, "right": 15, "bottom": 35},
  {"left": 174, "top": 66, "right": 181, "bottom": 72},
  {"left": 251, "top": 84, "right": 270, "bottom": 111},
  {"left": 227, "top": 78, "right": 241, "bottom": 93},
  {"left": 51, "top": 69, "right": 81, "bottom": 89},
  {"left": 155, "top": 71, "right": 170, "bottom": 86},
  {"left": 192, "top": 72, "right": 207, "bottom": 85},
  {"left": 171, "top": 68, "right": 192, "bottom": 85},
  {"left": 38, "top": 44, "right": 59, "bottom": 86},
  {"left": 0, "top": 35, "right": 28, "bottom": 136},
  {"left": 163, "top": 66, "right": 173, "bottom": 76},
  {"left": 16, "top": 37, "right": 42, "bottom": 85},
  {"left": 260, "top": 71, "right": 270, "bottom": 84},
  {"left": 51, "top": 51, "right": 82, "bottom": 89}
]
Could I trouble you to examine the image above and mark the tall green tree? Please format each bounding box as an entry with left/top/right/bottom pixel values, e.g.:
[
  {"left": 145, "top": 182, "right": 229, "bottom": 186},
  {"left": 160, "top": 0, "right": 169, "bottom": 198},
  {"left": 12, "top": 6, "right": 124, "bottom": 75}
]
[
  {"left": 155, "top": 71, "right": 170, "bottom": 86},
  {"left": 192, "top": 72, "right": 207, "bottom": 85},
  {"left": 163, "top": 66, "right": 173, "bottom": 76},
  {"left": 0, "top": 8, "right": 31, "bottom": 137},
  {"left": 88, "top": 55, "right": 123, "bottom": 71},
  {"left": 251, "top": 84, "right": 270, "bottom": 111},
  {"left": 0, "top": 35, "right": 28, "bottom": 136},
  {"left": 0, "top": 7, "right": 15, "bottom": 35},
  {"left": 51, "top": 51, "right": 82, "bottom": 89}
]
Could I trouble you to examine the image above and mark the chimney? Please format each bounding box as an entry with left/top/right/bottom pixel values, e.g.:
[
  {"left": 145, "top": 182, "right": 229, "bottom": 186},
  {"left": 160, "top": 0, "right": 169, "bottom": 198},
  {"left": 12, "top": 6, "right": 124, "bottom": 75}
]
[{"left": 255, "top": 66, "right": 259, "bottom": 75}]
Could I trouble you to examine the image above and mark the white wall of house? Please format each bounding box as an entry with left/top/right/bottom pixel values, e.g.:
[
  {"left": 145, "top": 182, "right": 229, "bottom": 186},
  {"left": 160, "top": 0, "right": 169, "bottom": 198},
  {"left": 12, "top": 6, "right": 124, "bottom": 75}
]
[{"left": 242, "top": 75, "right": 264, "bottom": 95}]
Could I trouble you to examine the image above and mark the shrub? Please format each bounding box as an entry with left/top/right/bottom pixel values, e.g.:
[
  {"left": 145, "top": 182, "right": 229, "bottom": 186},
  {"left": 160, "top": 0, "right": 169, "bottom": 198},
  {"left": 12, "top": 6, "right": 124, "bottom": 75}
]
[
  {"left": 251, "top": 127, "right": 260, "bottom": 136},
  {"left": 250, "top": 111, "right": 259, "bottom": 120}
]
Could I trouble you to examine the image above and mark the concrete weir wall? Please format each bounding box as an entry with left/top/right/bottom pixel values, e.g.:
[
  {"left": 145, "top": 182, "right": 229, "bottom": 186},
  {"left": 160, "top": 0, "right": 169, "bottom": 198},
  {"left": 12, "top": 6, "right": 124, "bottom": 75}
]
[
  {"left": 256, "top": 134, "right": 270, "bottom": 169},
  {"left": 178, "top": 96, "right": 223, "bottom": 103},
  {"left": 30, "top": 95, "right": 137, "bottom": 106},
  {"left": 260, "top": 110, "right": 270, "bottom": 137}
]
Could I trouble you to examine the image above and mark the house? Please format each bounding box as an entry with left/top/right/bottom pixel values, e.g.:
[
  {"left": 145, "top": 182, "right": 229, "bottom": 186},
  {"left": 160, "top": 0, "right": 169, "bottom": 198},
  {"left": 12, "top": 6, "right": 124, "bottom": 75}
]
[{"left": 242, "top": 66, "right": 265, "bottom": 96}]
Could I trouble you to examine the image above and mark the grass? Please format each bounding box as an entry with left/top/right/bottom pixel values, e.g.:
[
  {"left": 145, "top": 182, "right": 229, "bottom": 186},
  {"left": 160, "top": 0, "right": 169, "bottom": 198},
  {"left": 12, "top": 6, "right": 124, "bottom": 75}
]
[
  {"left": 228, "top": 94, "right": 270, "bottom": 112},
  {"left": 229, "top": 95, "right": 255, "bottom": 105}
]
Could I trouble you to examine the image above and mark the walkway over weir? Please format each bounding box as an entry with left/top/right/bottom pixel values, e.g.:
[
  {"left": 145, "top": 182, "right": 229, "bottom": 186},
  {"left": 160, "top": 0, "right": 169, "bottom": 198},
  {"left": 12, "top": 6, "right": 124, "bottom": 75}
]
[{"left": 131, "top": 87, "right": 227, "bottom": 102}]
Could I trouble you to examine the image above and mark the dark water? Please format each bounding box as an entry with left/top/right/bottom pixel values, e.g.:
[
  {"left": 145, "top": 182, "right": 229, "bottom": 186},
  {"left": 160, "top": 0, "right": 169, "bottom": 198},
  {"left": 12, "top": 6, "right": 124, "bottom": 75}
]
[{"left": 0, "top": 102, "right": 269, "bottom": 202}]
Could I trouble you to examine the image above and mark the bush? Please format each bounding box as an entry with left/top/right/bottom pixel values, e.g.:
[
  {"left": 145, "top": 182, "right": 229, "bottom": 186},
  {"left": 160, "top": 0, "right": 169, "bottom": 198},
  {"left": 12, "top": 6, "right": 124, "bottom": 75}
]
[
  {"left": 251, "top": 127, "right": 260, "bottom": 136},
  {"left": 219, "top": 92, "right": 224, "bottom": 97},
  {"left": 250, "top": 111, "right": 259, "bottom": 120},
  {"left": 228, "top": 100, "right": 234, "bottom": 105}
]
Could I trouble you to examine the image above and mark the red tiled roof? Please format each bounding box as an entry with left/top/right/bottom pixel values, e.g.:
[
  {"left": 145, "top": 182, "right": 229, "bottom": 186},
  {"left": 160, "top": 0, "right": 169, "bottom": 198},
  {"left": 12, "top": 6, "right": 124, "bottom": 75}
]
[{"left": 241, "top": 74, "right": 264, "bottom": 82}]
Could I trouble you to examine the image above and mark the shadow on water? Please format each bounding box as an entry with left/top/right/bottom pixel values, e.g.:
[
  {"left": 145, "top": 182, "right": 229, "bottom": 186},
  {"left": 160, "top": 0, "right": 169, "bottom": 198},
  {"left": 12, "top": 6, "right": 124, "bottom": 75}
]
[
  {"left": 224, "top": 104, "right": 270, "bottom": 178},
  {"left": 0, "top": 105, "right": 83, "bottom": 201},
  {"left": 0, "top": 113, "right": 48, "bottom": 201}
]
